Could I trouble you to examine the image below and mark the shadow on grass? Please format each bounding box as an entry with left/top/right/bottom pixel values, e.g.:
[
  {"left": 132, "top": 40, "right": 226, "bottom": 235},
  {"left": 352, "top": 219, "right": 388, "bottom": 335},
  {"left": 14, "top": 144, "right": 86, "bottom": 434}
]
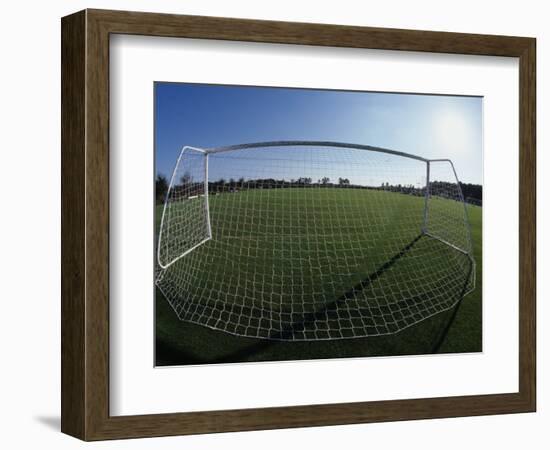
[
  {"left": 431, "top": 258, "right": 474, "bottom": 353},
  {"left": 261, "top": 233, "right": 425, "bottom": 341},
  {"left": 157, "top": 233, "right": 473, "bottom": 365}
]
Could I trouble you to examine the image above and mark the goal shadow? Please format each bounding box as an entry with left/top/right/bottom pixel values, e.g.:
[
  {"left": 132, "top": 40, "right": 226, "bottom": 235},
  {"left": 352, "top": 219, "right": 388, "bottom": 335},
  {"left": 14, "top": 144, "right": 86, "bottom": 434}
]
[
  {"left": 258, "top": 232, "right": 472, "bottom": 341},
  {"left": 185, "top": 232, "right": 473, "bottom": 363},
  {"left": 269, "top": 232, "right": 425, "bottom": 341}
]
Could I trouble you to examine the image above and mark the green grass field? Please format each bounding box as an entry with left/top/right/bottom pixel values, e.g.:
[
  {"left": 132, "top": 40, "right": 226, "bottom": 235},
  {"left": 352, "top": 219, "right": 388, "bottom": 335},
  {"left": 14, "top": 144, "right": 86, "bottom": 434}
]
[{"left": 155, "top": 188, "right": 482, "bottom": 365}]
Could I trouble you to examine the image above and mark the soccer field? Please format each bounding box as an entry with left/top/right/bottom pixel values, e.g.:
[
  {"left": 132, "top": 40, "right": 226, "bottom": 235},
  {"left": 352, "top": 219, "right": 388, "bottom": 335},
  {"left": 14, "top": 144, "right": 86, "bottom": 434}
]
[{"left": 155, "top": 188, "right": 482, "bottom": 365}]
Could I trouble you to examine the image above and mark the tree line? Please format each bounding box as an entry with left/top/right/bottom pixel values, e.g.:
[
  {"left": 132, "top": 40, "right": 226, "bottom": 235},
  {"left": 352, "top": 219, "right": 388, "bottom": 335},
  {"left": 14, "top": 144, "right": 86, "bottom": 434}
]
[{"left": 155, "top": 174, "right": 482, "bottom": 205}]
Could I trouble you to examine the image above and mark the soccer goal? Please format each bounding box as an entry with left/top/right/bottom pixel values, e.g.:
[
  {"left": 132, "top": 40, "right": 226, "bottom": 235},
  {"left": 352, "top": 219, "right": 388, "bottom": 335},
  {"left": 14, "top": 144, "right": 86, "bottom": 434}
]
[{"left": 155, "top": 141, "right": 475, "bottom": 340}]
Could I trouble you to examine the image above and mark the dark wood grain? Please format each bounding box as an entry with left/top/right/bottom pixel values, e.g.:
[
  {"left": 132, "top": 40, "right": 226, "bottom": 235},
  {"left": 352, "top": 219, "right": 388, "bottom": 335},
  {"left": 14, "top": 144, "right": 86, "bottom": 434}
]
[
  {"left": 61, "top": 10, "right": 86, "bottom": 438},
  {"left": 518, "top": 38, "right": 536, "bottom": 409},
  {"left": 90, "top": 8, "right": 532, "bottom": 56},
  {"left": 61, "top": 8, "right": 536, "bottom": 441}
]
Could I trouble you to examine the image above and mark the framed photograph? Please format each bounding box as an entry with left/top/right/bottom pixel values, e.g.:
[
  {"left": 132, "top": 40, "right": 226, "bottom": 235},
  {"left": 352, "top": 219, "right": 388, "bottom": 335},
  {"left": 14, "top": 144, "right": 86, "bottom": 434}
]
[{"left": 61, "top": 9, "right": 536, "bottom": 440}]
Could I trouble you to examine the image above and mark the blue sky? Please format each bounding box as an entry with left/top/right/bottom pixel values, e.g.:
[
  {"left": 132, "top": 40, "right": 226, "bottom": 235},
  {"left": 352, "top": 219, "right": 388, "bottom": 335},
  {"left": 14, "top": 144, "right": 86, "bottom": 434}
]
[{"left": 155, "top": 82, "right": 482, "bottom": 185}]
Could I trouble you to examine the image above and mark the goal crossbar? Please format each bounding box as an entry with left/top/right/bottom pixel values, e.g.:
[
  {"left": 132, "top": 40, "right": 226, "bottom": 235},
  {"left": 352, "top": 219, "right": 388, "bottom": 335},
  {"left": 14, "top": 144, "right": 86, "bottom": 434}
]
[{"left": 202, "top": 140, "right": 430, "bottom": 162}]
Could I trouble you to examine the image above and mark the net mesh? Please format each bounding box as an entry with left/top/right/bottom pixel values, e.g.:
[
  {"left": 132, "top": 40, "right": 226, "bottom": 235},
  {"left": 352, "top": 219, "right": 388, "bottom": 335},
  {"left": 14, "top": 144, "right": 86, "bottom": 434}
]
[{"left": 156, "top": 144, "right": 475, "bottom": 340}]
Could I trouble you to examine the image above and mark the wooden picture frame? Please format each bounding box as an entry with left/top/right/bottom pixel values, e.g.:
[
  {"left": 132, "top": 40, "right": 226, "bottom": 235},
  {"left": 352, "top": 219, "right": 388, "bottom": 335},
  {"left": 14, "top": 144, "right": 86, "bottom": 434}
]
[{"left": 61, "top": 9, "right": 536, "bottom": 441}]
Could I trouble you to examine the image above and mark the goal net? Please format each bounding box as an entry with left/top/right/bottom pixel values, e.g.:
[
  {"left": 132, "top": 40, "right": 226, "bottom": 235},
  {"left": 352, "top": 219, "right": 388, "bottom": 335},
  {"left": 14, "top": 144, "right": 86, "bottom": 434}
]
[{"left": 156, "top": 142, "right": 475, "bottom": 340}]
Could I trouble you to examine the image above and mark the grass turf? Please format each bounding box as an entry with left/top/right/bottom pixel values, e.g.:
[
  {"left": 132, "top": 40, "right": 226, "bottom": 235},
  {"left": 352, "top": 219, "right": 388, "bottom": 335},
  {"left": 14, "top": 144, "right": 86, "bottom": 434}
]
[{"left": 155, "top": 189, "right": 482, "bottom": 365}]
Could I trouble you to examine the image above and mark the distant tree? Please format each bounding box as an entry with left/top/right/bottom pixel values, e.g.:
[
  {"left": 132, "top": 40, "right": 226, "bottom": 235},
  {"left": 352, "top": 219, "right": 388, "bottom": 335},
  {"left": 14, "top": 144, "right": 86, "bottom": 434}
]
[
  {"left": 321, "top": 177, "right": 330, "bottom": 185},
  {"left": 180, "top": 171, "right": 192, "bottom": 185},
  {"left": 155, "top": 174, "right": 168, "bottom": 204},
  {"left": 459, "top": 182, "right": 482, "bottom": 204},
  {"left": 338, "top": 177, "right": 350, "bottom": 186}
]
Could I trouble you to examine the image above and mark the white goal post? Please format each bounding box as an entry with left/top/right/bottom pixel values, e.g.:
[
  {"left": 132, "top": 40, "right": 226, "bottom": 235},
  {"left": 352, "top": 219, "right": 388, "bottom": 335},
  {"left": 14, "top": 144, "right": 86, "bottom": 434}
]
[
  {"left": 157, "top": 146, "right": 212, "bottom": 269},
  {"left": 156, "top": 141, "right": 475, "bottom": 340}
]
